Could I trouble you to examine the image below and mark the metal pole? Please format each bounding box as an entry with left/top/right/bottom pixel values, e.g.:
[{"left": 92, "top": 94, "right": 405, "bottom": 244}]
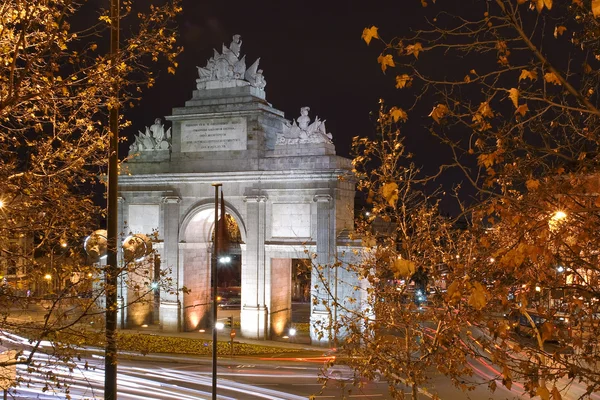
[
  {"left": 211, "top": 183, "right": 221, "bottom": 400},
  {"left": 105, "top": 0, "right": 120, "bottom": 399}
]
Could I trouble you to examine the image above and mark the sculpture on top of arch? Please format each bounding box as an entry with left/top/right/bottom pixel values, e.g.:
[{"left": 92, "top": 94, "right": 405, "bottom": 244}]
[{"left": 196, "top": 34, "right": 266, "bottom": 91}]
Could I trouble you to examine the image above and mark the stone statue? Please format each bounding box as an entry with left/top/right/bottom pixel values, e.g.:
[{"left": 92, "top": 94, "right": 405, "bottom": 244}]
[
  {"left": 139, "top": 127, "right": 155, "bottom": 150},
  {"left": 129, "top": 117, "right": 172, "bottom": 154},
  {"left": 233, "top": 55, "right": 246, "bottom": 80},
  {"left": 229, "top": 34, "right": 242, "bottom": 57},
  {"left": 150, "top": 118, "right": 165, "bottom": 143},
  {"left": 253, "top": 70, "right": 267, "bottom": 90},
  {"left": 278, "top": 107, "right": 334, "bottom": 145},
  {"left": 297, "top": 107, "right": 311, "bottom": 130},
  {"left": 195, "top": 34, "right": 266, "bottom": 91},
  {"left": 244, "top": 59, "right": 267, "bottom": 90},
  {"left": 196, "top": 57, "right": 215, "bottom": 81}
]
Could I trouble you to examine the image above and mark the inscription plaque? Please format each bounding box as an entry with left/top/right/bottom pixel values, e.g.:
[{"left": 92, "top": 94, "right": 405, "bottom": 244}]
[{"left": 181, "top": 117, "right": 247, "bottom": 152}]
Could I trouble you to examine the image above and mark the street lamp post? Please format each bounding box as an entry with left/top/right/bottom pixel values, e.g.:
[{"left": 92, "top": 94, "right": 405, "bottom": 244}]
[{"left": 211, "top": 183, "right": 222, "bottom": 400}]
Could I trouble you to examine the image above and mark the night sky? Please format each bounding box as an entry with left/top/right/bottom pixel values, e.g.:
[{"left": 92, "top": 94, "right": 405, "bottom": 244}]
[
  {"left": 128, "top": 0, "right": 430, "bottom": 159},
  {"left": 118, "top": 0, "right": 476, "bottom": 214}
]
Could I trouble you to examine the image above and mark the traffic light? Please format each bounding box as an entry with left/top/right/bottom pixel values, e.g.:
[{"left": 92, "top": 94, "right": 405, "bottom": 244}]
[{"left": 227, "top": 316, "right": 233, "bottom": 328}]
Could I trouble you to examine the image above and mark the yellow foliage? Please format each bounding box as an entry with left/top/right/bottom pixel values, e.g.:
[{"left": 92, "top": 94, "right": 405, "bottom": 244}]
[
  {"left": 554, "top": 25, "right": 567, "bottom": 38},
  {"left": 362, "top": 26, "right": 379, "bottom": 45},
  {"left": 525, "top": 179, "right": 540, "bottom": 191},
  {"left": 446, "top": 280, "right": 462, "bottom": 304},
  {"left": 536, "top": 385, "right": 550, "bottom": 400},
  {"left": 390, "top": 107, "right": 408, "bottom": 123},
  {"left": 508, "top": 88, "right": 519, "bottom": 108},
  {"left": 478, "top": 153, "right": 497, "bottom": 168},
  {"left": 392, "top": 257, "right": 416, "bottom": 278},
  {"left": 377, "top": 54, "right": 395, "bottom": 73},
  {"left": 428, "top": 104, "right": 449, "bottom": 124},
  {"left": 544, "top": 72, "right": 562, "bottom": 85},
  {"left": 541, "top": 321, "right": 554, "bottom": 342},
  {"left": 515, "top": 104, "right": 529, "bottom": 116},
  {"left": 475, "top": 101, "right": 494, "bottom": 119},
  {"left": 406, "top": 42, "right": 423, "bottom": 59},
  {"left": 518, "top": 69, "right": 538, "bottom": 81},
  {"left": 593, "top": 0, "right": 600, "bottom": 17},
  {"left": 535, "top": 0, "right": 552, "bottom": 13},
  {"left": 551, "top": 386, "right": 562, "bottom": 400},
  {"left": 362, "top": 236, "right": 376, "bottom": 248},
  {"left": 381, "top": 182, "right": 399, "bottom": 206},
  {"left": 395, "top": 74, "right": 412, "bottom": 89},
  {"left": 468, "top": 281, "right": 488, "bottom": 310}
]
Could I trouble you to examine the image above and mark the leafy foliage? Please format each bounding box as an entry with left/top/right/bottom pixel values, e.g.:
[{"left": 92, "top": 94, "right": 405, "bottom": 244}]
[
  {"left": 318, "top": 0, "right": 600, "bottom": 398},
  {"left": 0, "top": 0, "right": 181, "bottom": 395}
]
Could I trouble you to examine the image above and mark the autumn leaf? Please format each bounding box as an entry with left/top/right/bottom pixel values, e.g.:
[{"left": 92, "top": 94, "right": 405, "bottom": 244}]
[
  {"left": 362, "top": 236, "right": 376, "bottom": 248},
  {"left": 362, "top": 26, "right": 379, "bottom": 45},
  {"left": 468, "top": 281, "right": 488, "bottom": 310},
  {"left": 508, "top": 88, "right": 519, "bottom": 108},
  {"left": 381, "top": 182, "right": 399, "bottom": 206},
  {"left": 478, "top": 153, "right": 497, "bottom": 168},
  {"left": 535, "top": 0, "right": 552, "bottom": 12},
  {"left": 551, "top": 386, "right": 562, "bottom": 400},
  {"left": 593, "top": 0, "right": 600, "bottom": 17},
  {"left": 392, "top": 258, "right": 416, "bottom": 278},
  {"left": 390, "top": 107, "right": 408, "bottom": 122},
  {"left": 406, "top": 42, "right": 423, "bottom": 59},
  {"left": 541, "top": 322, "right": 554, "bottom": 342},
  {"left": 554, "top": 25, "right": 567, "bottom": 38},
  {"left": 377, "top": 54, "right": 395, "bottom": 73},
  {"left": 536, "top": 385, "right": 550, "bottom": 400},
  {"left": 515, "top": 104, "right": 529, "bottom": 116},
  {"left": 446, "top": 281, "right": 462, "bottom": 304},
  {"left": 476, "top": 101, "right": 494, "bottom": 119},
  {"left": 519, "top": 69, "right": 538, "bottom": 81},
  {"left": 544, "top": 72, "right": 562, "bottom": 85},
  {"left": 428, "top": 104, "right": 449, "bottom": 124},
  {"left": 395, "top": 74, "right": 412, "bottom": 89},
  {"left": 526, "top": 179, "right": 540, "bottom": 191},
  {"left": 502, "top": 365, "right": 512, "bottom": 390}
]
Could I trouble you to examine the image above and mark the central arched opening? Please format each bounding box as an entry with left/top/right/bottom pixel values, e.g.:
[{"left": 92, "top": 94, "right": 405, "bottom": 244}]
[
  {"left": 181, "top": 204, "right": 244, "bottom": 332},
  {"left": 216, "top": 214, "right": 242, "bottom": 331}
]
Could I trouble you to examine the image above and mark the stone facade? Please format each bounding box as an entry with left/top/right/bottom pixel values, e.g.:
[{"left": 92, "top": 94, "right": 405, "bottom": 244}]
[{"left": 118, "top": 36, "right": 362, "bottom": 344}]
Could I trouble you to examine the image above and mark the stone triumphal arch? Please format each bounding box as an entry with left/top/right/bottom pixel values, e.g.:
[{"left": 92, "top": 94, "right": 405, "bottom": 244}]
[{"left": 118, "top": 36, "right": 363, "bottom": 344}]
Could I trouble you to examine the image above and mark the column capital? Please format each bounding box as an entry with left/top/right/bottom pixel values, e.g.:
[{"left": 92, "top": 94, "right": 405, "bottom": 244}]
[
  {"left": 244, "top": 195, "right": 267, "bottom": 203},
  {"left": 161, "top": 196, "right": 181, "bottom": 204},
  {"left": 313, "top": 194, "right": 332, "bottom": 203}
]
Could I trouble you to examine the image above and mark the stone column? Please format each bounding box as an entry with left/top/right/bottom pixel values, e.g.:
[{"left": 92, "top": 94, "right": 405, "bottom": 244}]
[
  {"left": 311, "top": 194, "right": 335, "bottom": 345},
  {"left": 241, "top": 195, "right": 268, "bottom": 339},
  {"left": 160, "top": 196, "right": 181, "bottom": 331}
]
